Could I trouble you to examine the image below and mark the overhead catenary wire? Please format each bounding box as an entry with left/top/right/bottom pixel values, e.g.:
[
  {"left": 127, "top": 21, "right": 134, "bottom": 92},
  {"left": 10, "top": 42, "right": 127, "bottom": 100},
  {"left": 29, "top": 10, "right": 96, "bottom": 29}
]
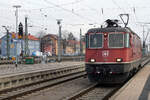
[
  {"left": 123, "top": 0, "right": 150, "bottom": 45},
  {"left": 1, "top": 3, "right": 150, "bottom": 12},
  {"left": 122, "top": 0, "right": 140, "bottom": 27},
  {"left": 18, "top": 0, "right": 84, "bottom": 11},
  {"left": 111, "top": 0, "right": 126, "bottom": 14},
  {"left": 80, "top": 3, "right": 103, "bottom": 24},
  {"left": 43, "top": 0, "right": 96, "bottom": 22},
  {"left": 1, "top": 0, "right": 150, "bottom": 38}
]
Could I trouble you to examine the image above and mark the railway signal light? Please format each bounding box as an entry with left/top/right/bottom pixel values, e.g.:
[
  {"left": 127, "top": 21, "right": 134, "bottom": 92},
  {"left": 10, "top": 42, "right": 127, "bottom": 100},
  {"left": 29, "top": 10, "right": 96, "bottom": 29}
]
[{"left": 18, "top": 22, "right": 23, "bottom": 39}]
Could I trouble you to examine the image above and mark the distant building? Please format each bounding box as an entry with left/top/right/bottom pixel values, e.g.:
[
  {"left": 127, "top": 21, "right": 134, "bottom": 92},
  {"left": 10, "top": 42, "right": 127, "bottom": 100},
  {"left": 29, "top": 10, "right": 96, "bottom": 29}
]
[
  {"left": 41, "top": 34, "right": 58, "bottom": 56},
  {"left": 1, "top": 32, "right": 40, "bottom": 57},
  {"left": 66, "top": 40, "right": 77, "bottom": 55},
  {"left": 27, "top": 34, "right": 40, "bottom": 55},
  {"left": 75, "top": 41, "right": 85, "bottom": 55},
  {"left": 40, "top": 34, "right": 85, "bottom": 56},
  {"left": 65, "top": 40, "right": 85, "bottom": 55}
]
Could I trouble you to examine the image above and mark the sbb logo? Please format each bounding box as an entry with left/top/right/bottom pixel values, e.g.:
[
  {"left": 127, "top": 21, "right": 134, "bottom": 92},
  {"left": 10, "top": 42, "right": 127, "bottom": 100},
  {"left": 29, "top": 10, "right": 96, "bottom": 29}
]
[{"left": 102, "top": 50, "right": 109, "bottom": 57}]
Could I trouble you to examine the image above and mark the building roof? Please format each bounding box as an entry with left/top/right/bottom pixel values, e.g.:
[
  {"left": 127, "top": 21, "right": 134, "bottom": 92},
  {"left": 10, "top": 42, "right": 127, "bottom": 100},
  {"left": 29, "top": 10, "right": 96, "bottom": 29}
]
[
  {"left": 43, "top": 34, "right": 58, "bottom": 39},
  {"left": 11, "top": 32, "right": 39, "bottom": 41},
  {"left": 28, "top": 34, "right": 39, "bottom": 41}
]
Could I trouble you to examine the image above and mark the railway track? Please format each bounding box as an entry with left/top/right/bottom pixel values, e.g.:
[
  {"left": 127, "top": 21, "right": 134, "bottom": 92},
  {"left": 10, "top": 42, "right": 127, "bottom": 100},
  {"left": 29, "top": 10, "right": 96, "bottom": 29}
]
[
  {"left": 0, "top": 62, "right": 85, "bottom": 100},
  {"left": 0, "top": 57, "right": 149, "bottom": 100},
  {"left": 3, "top": 60, "right": 149, "bottom": 100},
  {"left": 0, "top": 56, "right": 84, "bottom": 65},
  {"left": 14, "top": 76, "right": 120, "bottom": 100},
  {"left": 64, "top": 67, "right": 145, "bottom": 100},
  {"left": 65, "top": 83, "right": 120, "bottom": 100},
  {"left": 64, "top": 57, "right": 150, "bottom": 100},
  {"left": 0, "top": 71, "right": 86, "bottom": 100},
  {"left": 65, "top": 83, "right": 98, "bottom": 100}
]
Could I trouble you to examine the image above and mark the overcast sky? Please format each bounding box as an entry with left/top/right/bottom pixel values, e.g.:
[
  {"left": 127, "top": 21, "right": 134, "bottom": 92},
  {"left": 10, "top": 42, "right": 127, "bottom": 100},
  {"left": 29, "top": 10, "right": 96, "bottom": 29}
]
[{"left": 0, "top": 0, "right": 150, "bottom": 41}]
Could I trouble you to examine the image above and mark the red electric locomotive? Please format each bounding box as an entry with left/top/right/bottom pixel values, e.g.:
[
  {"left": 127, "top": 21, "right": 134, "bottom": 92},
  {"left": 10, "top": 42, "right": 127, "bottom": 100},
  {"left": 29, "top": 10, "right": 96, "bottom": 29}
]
[{"left": 85, "top": 19, "right": 142, "bottom": 83}]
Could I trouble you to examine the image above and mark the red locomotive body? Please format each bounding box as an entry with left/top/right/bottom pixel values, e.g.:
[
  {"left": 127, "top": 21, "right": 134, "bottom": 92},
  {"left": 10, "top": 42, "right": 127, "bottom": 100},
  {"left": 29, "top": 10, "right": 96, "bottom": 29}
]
[{"left": 85, "top": 26, "right": 142, "bottom": 83}]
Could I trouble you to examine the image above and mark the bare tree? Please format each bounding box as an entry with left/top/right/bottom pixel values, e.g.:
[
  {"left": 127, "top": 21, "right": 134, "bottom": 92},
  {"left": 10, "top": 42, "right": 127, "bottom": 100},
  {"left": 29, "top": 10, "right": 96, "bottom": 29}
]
[
  {"left": 61, "top": 30, "right": 70, "bottom": 55},
  {"left": 35, "top": 30, "right": 47, "bottom": 53},
  {"left": 61, "top": 30, "right": 77, "bottom": 55},
  {"left": 68, "top": 32, "right": 76, "bottom": 40},
  {"left": 62, "top": 30, "right": 70, "bottom": 40}
]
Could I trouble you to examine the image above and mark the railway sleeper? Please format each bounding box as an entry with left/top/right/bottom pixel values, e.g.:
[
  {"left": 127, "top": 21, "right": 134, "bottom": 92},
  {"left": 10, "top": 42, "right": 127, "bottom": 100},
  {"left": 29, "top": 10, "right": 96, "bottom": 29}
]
[{"left": 0, "top": 65, "right": 85, "bottom": 92}]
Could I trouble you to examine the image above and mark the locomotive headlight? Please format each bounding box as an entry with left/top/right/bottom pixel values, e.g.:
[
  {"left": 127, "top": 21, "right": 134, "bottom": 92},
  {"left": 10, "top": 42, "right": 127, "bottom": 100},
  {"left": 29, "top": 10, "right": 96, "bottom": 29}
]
[
  {"left": 90, "top": 59, "right": 95, "bottom": 62},
  {"left": 116, "top": 58, "right": 123, "bottom": 62}
]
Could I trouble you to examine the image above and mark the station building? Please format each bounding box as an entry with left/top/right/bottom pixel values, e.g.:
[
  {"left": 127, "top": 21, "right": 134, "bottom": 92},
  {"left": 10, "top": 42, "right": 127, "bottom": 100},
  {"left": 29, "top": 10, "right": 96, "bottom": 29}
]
[
  {"left": 0, "top": 32, "right": 40, "bottom": 57},
  {"left": 40, "top": 34, "right": 86, "bottom": 56},
  {"left": 0, "top": 32, "right": 85, "bottom": 58},
  {"left": 40, "top": 34, "right": 58, "bottom": 56}
]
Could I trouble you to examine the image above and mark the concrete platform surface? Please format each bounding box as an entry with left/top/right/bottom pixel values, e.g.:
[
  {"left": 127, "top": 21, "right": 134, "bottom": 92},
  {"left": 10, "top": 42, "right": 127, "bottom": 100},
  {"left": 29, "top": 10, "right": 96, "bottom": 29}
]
[
  {"left": 0, "top": 61, "right": 84, "bottom": 77},
  {"left": 110, "top": 63, "right": 150, "bottom": 100}
]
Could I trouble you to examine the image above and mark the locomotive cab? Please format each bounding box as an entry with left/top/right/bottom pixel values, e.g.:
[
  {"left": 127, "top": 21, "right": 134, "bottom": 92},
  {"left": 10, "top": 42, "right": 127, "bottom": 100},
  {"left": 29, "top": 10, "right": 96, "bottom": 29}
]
[{"left": 85, "top": 20, "right": 142, "bottom": 83}]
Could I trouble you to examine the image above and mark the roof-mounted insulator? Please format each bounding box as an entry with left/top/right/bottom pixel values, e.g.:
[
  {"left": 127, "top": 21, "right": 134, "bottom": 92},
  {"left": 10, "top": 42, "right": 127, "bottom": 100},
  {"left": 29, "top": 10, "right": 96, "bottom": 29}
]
[{"left": 106, "top": 19, "right": 119, "bottom": 27}]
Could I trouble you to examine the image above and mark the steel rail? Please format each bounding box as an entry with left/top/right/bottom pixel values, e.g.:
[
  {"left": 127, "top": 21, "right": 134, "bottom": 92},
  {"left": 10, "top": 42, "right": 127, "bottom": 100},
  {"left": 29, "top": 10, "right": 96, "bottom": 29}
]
[
  {"left": 0, "top": 71, "right": 86, "bottom": 100},
  {"left": 65, "top": 57, "right": 150, "bottom": 100},
  {"left": 64, "top": 83, "right": 98, "bottom": 100}
]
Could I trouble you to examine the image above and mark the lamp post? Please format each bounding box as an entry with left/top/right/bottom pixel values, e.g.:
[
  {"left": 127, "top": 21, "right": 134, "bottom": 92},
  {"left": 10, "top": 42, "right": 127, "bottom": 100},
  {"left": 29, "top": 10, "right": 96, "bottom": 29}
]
[
  {"left": 2, "top": 26, "right": 10, "bottom": 59},
  {"left": 56, "top": 19, "right": 62, "bottom": 62},
  {"left": 25, "top": 17, "right": 29, "bottom": 56},
  {"left": 13, "top": 5, "right": 21, "bottom": 67},
  {"left": 80, "top": 28, "right": 82, "bottom": 55}
]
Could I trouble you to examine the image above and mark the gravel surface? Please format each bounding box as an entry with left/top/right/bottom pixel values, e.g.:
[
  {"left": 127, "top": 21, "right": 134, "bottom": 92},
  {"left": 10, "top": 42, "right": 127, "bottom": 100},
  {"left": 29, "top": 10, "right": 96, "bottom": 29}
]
[
  {"left": 20, "top": 77, "right": 93, "bottom": 100},
  {"left": 18, "top": 77, "right": 117, "bottom": 100},
  {"left": 77, "top": 86, "right": 115, "bottom": 100}
]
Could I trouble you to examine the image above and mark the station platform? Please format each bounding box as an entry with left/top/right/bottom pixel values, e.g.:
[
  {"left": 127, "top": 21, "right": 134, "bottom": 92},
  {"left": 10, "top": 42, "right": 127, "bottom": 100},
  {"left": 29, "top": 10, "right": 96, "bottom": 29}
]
[
  {"left": 110, "top": 62, "right": 150, "bottom": 100},
  {"left": 0, "top": 61, "right": 84, "bottom": 77}
]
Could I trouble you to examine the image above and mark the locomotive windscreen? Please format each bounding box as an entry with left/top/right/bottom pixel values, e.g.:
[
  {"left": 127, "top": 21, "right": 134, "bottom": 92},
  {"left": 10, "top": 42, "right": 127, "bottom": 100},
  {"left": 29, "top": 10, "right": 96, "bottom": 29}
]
[
  {"left": 89, "top": 33, "right": 103, "bottom": 48},
  {"left": 109, "top": 33, "right": 124, "bottom": 48}
]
